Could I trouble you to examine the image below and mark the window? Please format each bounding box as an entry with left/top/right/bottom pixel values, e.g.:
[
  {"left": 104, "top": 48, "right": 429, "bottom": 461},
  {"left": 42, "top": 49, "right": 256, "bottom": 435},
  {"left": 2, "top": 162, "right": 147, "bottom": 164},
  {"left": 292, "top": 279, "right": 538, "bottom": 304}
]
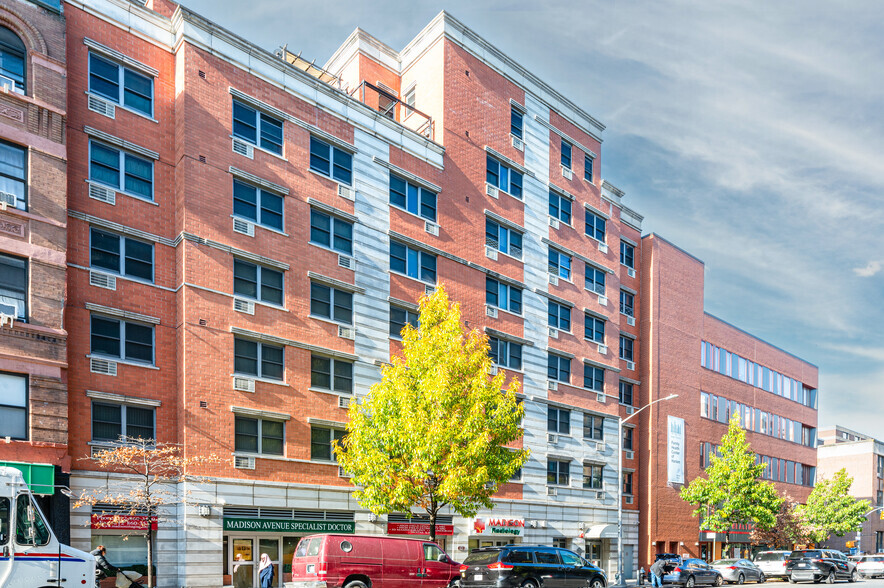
[
  {"left": 561, "top": 140, "right": 572, "bottom": 169},
  {"left": 0, "top": 253, "right": 26, "bottom": 320},
  {"left": 390, "top": 240, "right": 436, "bottom": 283},
  {"left": 620, "top": 335, "right": 634, "bottom": 362},
  {"left": 90, "top": 229, "right": 153, "bottom": 282},
  {"left": 584, "top": 315, "right": 605, "bottom": 344},
  {"left": 585, "top": 265, "right": 606, "bottom": 295},
  {"left": 485, "top": 218, "right": 523, "bottom": 259},
  {"left": 620, "top": 241, "right": 635, "bottom": 269},
  {"left": 233, "top": 338, "right": 284, "bottom": 381},
  {"left": 91, "top": 402, "right": 155, "bottom": 442},
  {"left": 583, "top": 463, "right": 603, "bottom": 489},
  {"left": 486, "top": 278, "right": 522, "bottom": 315},
  {"left": 389, "top": 304, "right": 419, "bottom": 338},
  {"left": 620, "top": 290, "right": 635, "bottom": 317},
  {"left": 585, "top": 209, "right": 605, "bottom": 242},
  {"left": 309, "top": 136, "right": 352, "bottom": 185},
  {"left": 311, "top": 355, "right": 353, "bottom": 394},
  {"left": 15, "top": 494, "right": 49, "bottom": 546},
  {"left": 548, "top": 248, "right": 571, "bottom": 280},
  {"left": 0, "top": 140, "right": 26, "bottom": 210},
  {"left": 511, "top": 108, "right": 523, "bottom": 139},
  {"left": 548, "top": 300, "right": 571, "bottom": 331},
  {"left": 89, "top": 140, "right": 154, "bottom": 201},
  {"left": 232, "top": 99, "right": 283, "bottom": 155},
  {"left": 405, "top": 87, "right": 416, "bottom": 109},
  {"left": 547, "top": 458, "right": 570, "bottom": 485},
  {"left": 549, "top": 191, "right": 572, "bottom": 225},
  {"left": 310, "top": 282, "right": 353, "bottom": 325},
  {"left": 584, "top": 365, "right": 604, "bottom": 392},
  {"left": 486, "top": 155, "right": 523, "bottom": 199},
  {"left": 623, "top": 427, "right": 634, "bottom": 451},
  {"left": 584, "top": 155, "right": 593, "bottom": 183},
  {"left": 623, "top": 471, "right": 633, "bottom": 495},
  {"left": 88, "top": 53, "right": 153, "bottom": 116},
  {"left": 489, "top": 337, "right": 522, "bottom": 370},
  {"left": 233, "top": 259, "right": 283, "bottom": 306},
  {"left": 0, "top": 372, "right": 27, "bottom": 440},
  {"left": 235, "top": 416, "right": 284, "bottom": 455},
  {"left": 584, "top": 414, "right": 604, "bottom": 441},
  {"left": 390, "top": 174, "right": 437, "bottom": 222},
  {"left": 311, "top": 426, "right": 345, "bottom": 462},
  {"left": 548, "top": 353, "right": 571, "bottom": 383},
  {"left": 310, "top": 209, "right": 353, "bottom": 255},
  {"left": 0, "top": 27, "right": 26, "bottom": 93},
  {"left": 233, "top": 180, "right": 283, "bottom": 232},
  {"left": 91, "top": 315, "right": 154, "bottom": 364},
  {"left": 619, "top": 381, "right": 634, "bottom": 406}
]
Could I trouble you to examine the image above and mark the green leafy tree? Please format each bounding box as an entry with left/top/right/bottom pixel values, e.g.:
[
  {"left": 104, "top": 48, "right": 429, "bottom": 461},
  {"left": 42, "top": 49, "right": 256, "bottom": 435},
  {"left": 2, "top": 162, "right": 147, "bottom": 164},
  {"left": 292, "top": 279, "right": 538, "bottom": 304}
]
[
  {"left": 681, "top": 414, "right": 783, "bottom": 552},
  {"left": 750, "top": 494, "right": 813, "bottom": 549},
  {"left": 336, "top": 285, "right": 528, "bottom": 542},
  {"left": 796, "top": 468, "right": 869, "bottom": 544}
]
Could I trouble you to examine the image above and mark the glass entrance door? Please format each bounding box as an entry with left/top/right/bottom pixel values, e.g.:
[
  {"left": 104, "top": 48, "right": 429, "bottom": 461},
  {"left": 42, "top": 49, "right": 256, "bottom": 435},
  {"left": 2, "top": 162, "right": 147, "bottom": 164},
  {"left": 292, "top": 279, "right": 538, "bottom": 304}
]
[
  {"left": 258, "top": 538, "right": 280, "bottom": 587},
  {"left": 232, "top": 538, "right": 254, "bottom": 588}
]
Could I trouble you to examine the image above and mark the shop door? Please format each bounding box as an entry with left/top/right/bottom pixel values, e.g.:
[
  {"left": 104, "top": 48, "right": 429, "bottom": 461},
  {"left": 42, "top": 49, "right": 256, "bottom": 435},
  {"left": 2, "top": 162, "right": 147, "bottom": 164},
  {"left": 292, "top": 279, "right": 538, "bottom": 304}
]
[
  {"left": 231, "top": 538, "right": 255, "bottom": 588},
  {"left": 257, "top": 538, "right": 281, "bottom": 587}
]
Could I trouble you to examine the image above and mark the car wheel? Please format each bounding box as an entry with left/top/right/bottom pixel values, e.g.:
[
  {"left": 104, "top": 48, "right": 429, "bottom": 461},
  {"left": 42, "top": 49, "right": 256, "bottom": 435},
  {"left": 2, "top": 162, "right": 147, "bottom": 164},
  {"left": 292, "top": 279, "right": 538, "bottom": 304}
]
[
  {"left": 590, "top": 577, "right": 606, "bottom": 588},
  {"left": 758, "top": 574, "right": 766, "bottom": 584},
  {"left": 715, "top": 575, "right": 724, "bottom": 587},
  {"left": 345, "top": 582, "right": 369, "bottom": 588},
  {"left": 848, "top": 570, "right": 857, "bottom": 584},
  {"left": 523, "top": 581, "right": 539, "bottom": 588},
  {"left": 826, "top": 571, "right": 835, "bottom": 585},
  {"left": 449, "top": 580, "right": 462, "bottom": 588},
  {"left": 686, "top": 575, "right": 696, "bottom": 588},
  {"left": 738, "top": 574, "right": 745, "bottom": 585},
  {"left": 789, "top": 574, "right": 797, "bottom": 584}
]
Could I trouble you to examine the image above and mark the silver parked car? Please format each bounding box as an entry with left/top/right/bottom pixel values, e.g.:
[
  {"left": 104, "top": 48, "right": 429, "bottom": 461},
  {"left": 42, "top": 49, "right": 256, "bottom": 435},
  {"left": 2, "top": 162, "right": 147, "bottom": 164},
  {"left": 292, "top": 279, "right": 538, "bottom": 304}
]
[
  {"left": 711, "top": 559, "right": 766, "bottom": 584},
  {"left": 857, "top": 555, "right": 884, "bottom": 579},
  {"left": 753, "top": 551, "right": 791, "bottom": 580}
]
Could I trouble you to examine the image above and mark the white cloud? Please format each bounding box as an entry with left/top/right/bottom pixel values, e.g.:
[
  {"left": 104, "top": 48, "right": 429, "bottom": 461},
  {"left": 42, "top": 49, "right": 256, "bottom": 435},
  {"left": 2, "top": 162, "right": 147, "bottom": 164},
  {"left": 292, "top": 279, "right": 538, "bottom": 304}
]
[{"left": 853, "top": 261, "right": 882, "bottom": 278}]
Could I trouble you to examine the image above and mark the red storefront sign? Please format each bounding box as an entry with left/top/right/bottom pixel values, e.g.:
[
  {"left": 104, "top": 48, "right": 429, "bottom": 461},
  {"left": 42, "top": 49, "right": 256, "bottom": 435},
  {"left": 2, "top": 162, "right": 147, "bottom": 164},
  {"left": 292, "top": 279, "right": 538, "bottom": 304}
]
[
  {"left": 91, "top": 514, "right": 158, "bottom": 530},
  {"left": 386, "top": 522, "right": 454, "bottom": 536}
]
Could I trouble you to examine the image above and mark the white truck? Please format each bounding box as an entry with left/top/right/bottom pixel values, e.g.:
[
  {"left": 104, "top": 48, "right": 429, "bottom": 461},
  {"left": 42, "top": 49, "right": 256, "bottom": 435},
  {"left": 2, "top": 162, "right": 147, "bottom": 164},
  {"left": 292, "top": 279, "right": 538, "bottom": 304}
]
[{"left": 0, "top": 465, "right": 95, "bottom": 587}]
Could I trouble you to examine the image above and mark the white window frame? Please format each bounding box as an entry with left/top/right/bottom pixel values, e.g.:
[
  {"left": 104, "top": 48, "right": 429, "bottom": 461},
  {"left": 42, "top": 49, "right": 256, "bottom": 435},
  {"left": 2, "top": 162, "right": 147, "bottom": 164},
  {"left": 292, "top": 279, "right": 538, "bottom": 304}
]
[
  {"left": 88, "top": 139, "right": 155, "bottom": 202},
  {"left": 88, "top": 51, "right": 155, "bottom": 119}
]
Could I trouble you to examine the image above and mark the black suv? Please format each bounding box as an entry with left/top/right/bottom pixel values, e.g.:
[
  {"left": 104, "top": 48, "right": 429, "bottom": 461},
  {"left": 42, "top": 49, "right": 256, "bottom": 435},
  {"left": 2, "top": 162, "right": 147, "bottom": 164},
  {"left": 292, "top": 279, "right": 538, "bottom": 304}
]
[
  {"left": 786, "top": 550, "right": 857, "bottom": 584},
  {"left": 460, "top": 545, "right": 607, "bottom": 588}
]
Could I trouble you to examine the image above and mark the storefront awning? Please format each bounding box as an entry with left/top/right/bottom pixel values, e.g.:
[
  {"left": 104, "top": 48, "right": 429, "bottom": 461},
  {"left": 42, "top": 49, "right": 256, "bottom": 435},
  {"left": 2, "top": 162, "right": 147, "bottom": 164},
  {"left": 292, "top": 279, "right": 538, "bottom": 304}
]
[
  {"left": 0, "top": 461, "right": 55, "bottom": 495},
  {"left": 585, "top": 524, "right": 618, "bottom": 539}
]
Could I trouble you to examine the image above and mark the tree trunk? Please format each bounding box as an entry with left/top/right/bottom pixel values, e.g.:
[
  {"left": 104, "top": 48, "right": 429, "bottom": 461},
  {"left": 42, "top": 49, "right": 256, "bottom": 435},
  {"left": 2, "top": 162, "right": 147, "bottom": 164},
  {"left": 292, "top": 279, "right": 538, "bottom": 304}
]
[
  {"left": 147, "top": 526, "right": 153, "bottom": 588},
  {"left": 429, "top": 507, "right": 437, "bottom": 543}
]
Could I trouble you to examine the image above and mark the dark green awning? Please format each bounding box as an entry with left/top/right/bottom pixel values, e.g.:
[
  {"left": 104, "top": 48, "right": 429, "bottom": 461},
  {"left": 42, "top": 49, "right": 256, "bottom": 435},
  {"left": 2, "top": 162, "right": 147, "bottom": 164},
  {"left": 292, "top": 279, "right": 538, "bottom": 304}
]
[{"left": 0, "top": 461, "right": 55, "bottom": 495}]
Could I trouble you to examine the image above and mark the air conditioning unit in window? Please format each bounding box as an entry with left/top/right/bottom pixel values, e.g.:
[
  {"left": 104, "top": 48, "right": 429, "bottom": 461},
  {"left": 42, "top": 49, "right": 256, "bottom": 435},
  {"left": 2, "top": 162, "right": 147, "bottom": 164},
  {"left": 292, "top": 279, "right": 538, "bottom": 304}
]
[
  {"left": 625, "top": 360, "right": 635, "bottom": 371},
  {"left": 597, "top": 344, "right": 607, "bottom": 355},
  {"left": 233, "top": 455, "right": 255, "bottom": 470},
  {"left": 233, "top": 376, "right": 255, "bottom": 393},
  {"left": 548, "top": 380, "right": 558, "bottom": 391},
  {"left": 485, "top": 184, "right": 499, "bottom": 199},
  {"left": 596, "top": 393, "right": 605, "bottom": 403},
  {"left": 88, "top": 94, "right": 116, "bottom": 119},
  {"left": 561, "top": 166, "right": 573, "bottom": 180},
  {"left": 549, "top": 217, "right": 560, "bottom": 230},
  {"left": 627, "top": 316, "right": 636, "bottom": 327},
  {"left": 233, "top": 298, "right": 255, "bottom": 315},
  {"left": 487, "top": 365, "right": 498, "bottom": 376},
  {"left": 596, "top": 491, "right": 605, "bottom": 500},
  {"left": 596, "top": 442, "right": 605, "bottom": 451},
  {"left": 0, "top": 191, "right": 15, "bottom": 207},
  {"left": 425, "top": 285, "right": 435, "bottom": 295},
  {"left": 625, "top": 450, "right": 634, "bottom": 460},
  {"left": 598, "top": 295, "right": 608, "bottom": 306},
  {"left": 89, "top": 270, "right": 117, "bottom": 291},
  {"left": 233, "top": 217, "right": 255, "bottom": 236},
  {"left": 338, "top": 255, "right": 354, "bottom": 270},
  {"left": 338, "top": 466, "right": 353, "bottom": 478},
  {"left": 625, "top": 496, "right": 634, "bottom": 505},
  {"left": 549, "top": 274, "right": 559, "bottom": 286},
  {"left": 627, "top": 268, "right": 636, "bottom": 278},
  {"left": 338, "top": 396, "right": 350, "bottom": 409},
  {"left": 626, "top": 406, "right": 635, "bottom": 415},
  {"left": 338, "top": 326, "right": 355, "bottom": 340},
  {"left": 547, "top": 486, "right": 558, "bottom": 496},
  {"left": 485, "top": 246, "right": 498, "bottom": 261},
  {"left": 425, "top": 221, "right": 439, "bottom": 236},
  {"left": 512, "top": 136, "right": 524, "bottom": 151},
  {"left": 91, "top": 445, "right": 111, "bottom": 458},
  {"left": 90, "top": 357, "right": 117, "bottom": 376},
  {"left": 89, "top": 183, "right": 116, "bottom": 205},
  {"left": 337, "top": 184, "right": 355, "bottom": 200},
  {"left": 549, "top": 327, "right": 559, "bottom": 339},
  {"left": 232, "top": 138, "right": 254, "bottom": 159},
  {"left": 486, "top": 306, "right": 498, "bottom": 319},
  {"left": 598, "top": 242, "right": 608, "bottom": 254},
  {"left": 547, "top": 433, "right": 559, "bottom": 444}
]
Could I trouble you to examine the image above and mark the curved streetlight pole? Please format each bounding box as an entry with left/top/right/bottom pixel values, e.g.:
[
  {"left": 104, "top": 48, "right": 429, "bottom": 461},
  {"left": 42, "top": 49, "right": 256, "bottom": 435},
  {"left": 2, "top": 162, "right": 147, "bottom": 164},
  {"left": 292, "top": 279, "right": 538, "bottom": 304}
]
[
  {"left": 616, "top": 393, "right": 678, "bottom": 587},
  {"left": 856, "top": 506, "right": 884, "bottom": 554}
]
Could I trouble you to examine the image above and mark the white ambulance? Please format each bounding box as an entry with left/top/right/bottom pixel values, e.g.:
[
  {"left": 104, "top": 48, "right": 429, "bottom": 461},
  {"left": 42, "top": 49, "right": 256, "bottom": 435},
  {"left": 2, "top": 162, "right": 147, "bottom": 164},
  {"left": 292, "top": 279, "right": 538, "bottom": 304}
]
[{"left": 0, "top": 465, "right": 95, "bottom": 587}]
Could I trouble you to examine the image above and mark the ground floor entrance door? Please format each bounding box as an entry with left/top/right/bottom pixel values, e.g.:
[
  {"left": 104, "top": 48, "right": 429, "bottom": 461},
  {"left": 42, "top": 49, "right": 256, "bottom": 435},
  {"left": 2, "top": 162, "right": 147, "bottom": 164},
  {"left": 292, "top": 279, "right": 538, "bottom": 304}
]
[
  {"left": 225, "top": 534, "right": 302, "bottom": 587},
  {"left": 622, "top": 545, "right": 635, "bottom": 579}
]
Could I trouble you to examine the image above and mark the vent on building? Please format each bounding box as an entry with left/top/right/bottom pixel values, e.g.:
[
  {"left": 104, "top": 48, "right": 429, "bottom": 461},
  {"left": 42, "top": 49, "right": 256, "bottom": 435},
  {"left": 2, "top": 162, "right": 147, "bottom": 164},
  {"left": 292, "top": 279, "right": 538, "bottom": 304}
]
[
  {"left": 548, "top": 380, "right": 558, "bottom": 391},
  {"left": 338, "top": 466, "right": 353, "bottom": 479},
  {"left": 625, "top": 361, "right": 635, "bottom": 371},
  {"left": 337, "top": 255, "right": 354, "bottom": 270},
  {"left": 198, "top": 70, "right": 207, "bottom": 79},
  {"left": 627, "top": 268, "right": 636, "bottom": 279},
  {"left": 223, "top": 507, "right": 260, "bottom": 518},
  {"left": 487, "top": 365, "right": 498, "bottom": 376},
  {"left": 547, "top": 486, "right": 558, "bottom": 496},
  {"left": 425, "top": 285, "right": 434, "bottom": 296},
  {"left": 233, "top": 217, "right": 255, "bottom": 236},
  {"left": 596, "top": 442, "right": 605, "bottom": 451},
  {"left": 549, "top": 217, "right": 560, "bottom": 230},
  {"left": 90, "top": 357, "right": 117, "bottom": 376},
  {"left": 88, "top": 94, "right": 116, "bottom": 119},
  {"left": 596, "top": 491, "right": 605, "bottom": 500},
  {"left": 338, "top": 326, "right": 355, "bottom": 340},
  {"left": 198, "top": 155, "right": 207, "bottom": 163},
  {"left": 198, "top": 318, "right": 208, "bottom": 326},
  {"left": 561, "top": 166, "right": 573, "bottom": 180},
  {"left": 89, "top": 271, "right": 117, "bottom": 291},
  {"left": 232, "top": 138, "right": 254, "bottom": 159},
  {"left": 424, "top": 221, "right": 439, "bottom": 236},
  {"left": 596, "top": 393, "right": 605, "bottom": 403},
  {"left": 233, "top": 455, "right": 255, "bottom": 470},
  {"left": 485, "top": 184, "right": 499, "bottom": 199},
  {"left": 485, "top": 247, "right": 498, "bottom": 261},
  {"left": 625, "top": 496, "right": 634, "bottom": 505},
  {"left": 547, "top": 433, "right": 559, "bottom": 445},
  {"left": 233, "top": 377, "right": 255, "bottom": 393},
  {"left": 597, "top": 344, "right": 607, "bottom": 355},
  {"left": 626, "top": 405, "right": 636, "bottom": 415},
  {"left": 233, "top": 298, "right": 255, "bottom": 315},
  {"left": 0, "top": 192, "right": 15, "bottom": 207},
  {"left": 338, "top": 396, "right": 350, "bottom": 409},
  {"left": 625, "top": 450, "right": 634, "bottom": 460},
  {"left": 89, "top": 183, "right": 116, "bottom": 205},
  {"left": 337, "top": 184, "right": 355, "bottom": 200},
  {"left": 512, "top": 135, "right": 524, "bottom": 151},
  {"left": 598, "top": 295, "right": 608, "bottom": 307},
  {"left": 485, "top": 306, "right": 498, "bottom": 319},
  {"left": 199, "top": 400, "right": 208, "bottom": 408},
  {"left": 598, "top": 241, "right": 609, "bottom": 254},
  {"left": 549, "top": 274, "right": 559, "bottom": 286},
  {"left": 627, "top": 316, "right": 636, "bottom": 327}
]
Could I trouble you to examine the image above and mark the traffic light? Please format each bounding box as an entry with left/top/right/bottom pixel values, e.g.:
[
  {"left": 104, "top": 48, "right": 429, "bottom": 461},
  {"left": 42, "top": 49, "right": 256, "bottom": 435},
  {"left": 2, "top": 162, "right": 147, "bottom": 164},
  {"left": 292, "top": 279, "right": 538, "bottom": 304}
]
[
  {"left": 880, "top": 510, "right": 884, "bottom": 520},
  {"left": 846, "top": 541, "right": 855, "bottom": 548}
]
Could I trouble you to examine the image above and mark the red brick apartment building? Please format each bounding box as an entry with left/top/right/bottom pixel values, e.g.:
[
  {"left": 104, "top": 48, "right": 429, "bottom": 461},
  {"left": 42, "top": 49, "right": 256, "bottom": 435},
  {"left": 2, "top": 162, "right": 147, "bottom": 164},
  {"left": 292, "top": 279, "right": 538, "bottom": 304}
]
[
  {"left": 58, "top": 0, "right": 817, "bottom": 586},
  {"left": 0, "top": 0, "right": 69, "bottom": 540},
  {"left": 638, "top": 235, "right": 818, "bottom": 565}
]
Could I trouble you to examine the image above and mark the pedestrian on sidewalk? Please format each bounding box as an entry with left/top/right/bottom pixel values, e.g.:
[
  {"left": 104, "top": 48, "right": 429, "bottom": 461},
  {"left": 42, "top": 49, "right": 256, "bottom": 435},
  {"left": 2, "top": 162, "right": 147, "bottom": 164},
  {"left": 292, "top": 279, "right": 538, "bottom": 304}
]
[{"left": 649, "top": 558, "right": 666, "bottom": 588}]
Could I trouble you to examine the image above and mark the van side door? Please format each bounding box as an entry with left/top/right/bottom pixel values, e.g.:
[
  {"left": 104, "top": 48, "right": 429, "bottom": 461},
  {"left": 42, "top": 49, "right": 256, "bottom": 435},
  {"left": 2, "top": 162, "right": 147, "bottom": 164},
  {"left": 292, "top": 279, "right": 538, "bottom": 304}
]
[{"left": 420, "top": 542, "right": 458, "bottom": 586}]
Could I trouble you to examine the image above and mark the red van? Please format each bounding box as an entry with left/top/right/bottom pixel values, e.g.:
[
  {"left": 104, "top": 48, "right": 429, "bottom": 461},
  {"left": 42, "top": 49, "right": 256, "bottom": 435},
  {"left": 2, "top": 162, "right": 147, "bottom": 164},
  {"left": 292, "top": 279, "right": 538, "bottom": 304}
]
[{"left": 289, "top": 534, "right": 462, "bottom": 588}]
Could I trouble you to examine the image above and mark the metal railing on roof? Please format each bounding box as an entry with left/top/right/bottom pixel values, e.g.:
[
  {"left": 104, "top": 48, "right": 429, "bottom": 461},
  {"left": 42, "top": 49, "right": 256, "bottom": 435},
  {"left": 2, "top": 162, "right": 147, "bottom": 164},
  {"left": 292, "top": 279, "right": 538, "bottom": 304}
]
[{"left": 351, "top": 80, "right": 434, "bottom": 140}]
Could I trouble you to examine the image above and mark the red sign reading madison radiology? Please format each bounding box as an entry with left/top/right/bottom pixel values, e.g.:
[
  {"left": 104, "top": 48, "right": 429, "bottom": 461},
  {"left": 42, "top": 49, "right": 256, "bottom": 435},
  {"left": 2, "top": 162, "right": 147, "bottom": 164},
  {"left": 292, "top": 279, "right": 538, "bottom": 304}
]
[{"left": 386, "top": 522, "right": 454, "bottom": 536}]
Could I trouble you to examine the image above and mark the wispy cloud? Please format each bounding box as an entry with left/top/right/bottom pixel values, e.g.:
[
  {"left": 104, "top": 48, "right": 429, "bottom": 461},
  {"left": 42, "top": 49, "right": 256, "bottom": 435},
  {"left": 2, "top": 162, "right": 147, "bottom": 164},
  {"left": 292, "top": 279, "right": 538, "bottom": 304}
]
[{"left": 854, "top": 261, "right": 882, "bottom": 278}]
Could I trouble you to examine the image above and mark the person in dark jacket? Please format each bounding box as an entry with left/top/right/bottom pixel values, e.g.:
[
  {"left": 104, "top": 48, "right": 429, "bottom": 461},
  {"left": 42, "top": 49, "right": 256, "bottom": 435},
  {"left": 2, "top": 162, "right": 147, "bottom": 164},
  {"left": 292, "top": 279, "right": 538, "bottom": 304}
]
[
  {"left": 258, "top": 553, "right": 274, "bottom": 588},
  {"left": 649, "top": 558, "right": 666, "bottom": 588},
  {"left": 91, "top": 545, "right": 118, "bottom": 578}
]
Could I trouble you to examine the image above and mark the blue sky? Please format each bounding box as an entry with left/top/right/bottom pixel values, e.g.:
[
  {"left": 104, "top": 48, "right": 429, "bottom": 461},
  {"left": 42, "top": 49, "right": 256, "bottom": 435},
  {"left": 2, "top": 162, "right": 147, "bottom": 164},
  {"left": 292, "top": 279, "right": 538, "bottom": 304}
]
[{"left": 181, "top": 0, "right": 884, "bottom": 439}]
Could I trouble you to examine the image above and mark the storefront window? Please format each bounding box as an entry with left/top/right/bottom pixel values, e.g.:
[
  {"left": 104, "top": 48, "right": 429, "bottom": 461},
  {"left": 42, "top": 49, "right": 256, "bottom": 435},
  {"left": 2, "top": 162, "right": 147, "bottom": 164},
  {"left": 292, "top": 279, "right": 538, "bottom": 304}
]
[
  {"left": 91, "top": 534, "right": 147, "bottom": 568},
  {"left": 283, "top": 537, "right": 300, "bottom": 582}
]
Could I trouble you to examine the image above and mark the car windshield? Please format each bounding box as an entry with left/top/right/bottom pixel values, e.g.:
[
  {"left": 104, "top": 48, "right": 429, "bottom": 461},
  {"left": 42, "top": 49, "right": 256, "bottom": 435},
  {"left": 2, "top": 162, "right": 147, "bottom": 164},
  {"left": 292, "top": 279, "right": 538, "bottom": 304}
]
[
  {"left": 755, "top": 553, "right": 786, "bottom": 561},
  {"left": 866, "top": 557, "right": 884, "bottom": 563},
  {"left": 463, "top": 550, "right": 501, "bottom": 565},
  {"left": 713, "top": 560, "right": 738, "bottom": 565},
  {"left": 790, "top": 550, "right": 821, "bottom": 559}
]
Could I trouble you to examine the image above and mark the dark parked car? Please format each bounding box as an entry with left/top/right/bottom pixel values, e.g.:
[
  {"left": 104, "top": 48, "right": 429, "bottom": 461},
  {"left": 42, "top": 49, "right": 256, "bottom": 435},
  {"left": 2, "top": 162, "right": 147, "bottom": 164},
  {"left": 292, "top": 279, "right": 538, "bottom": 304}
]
[
  {"left": 786, "top": 549, "right": 857, "bottom": 584},
  {"left": 459, "top": 545, "right": 607, "bottom": 588},
  {"left": 661, "top": 557, "right": 724, "bottom": 587}
]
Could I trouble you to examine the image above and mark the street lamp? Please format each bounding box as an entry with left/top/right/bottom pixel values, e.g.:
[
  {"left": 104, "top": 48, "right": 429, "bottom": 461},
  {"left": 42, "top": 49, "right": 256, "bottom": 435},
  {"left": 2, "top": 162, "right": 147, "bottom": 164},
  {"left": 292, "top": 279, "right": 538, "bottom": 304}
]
[
  {"left": 856, "top": 506, "right": 884, "bottom": 554},
  {"left": 615, "top": 393, "right": 678, "bottom": 587}
]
